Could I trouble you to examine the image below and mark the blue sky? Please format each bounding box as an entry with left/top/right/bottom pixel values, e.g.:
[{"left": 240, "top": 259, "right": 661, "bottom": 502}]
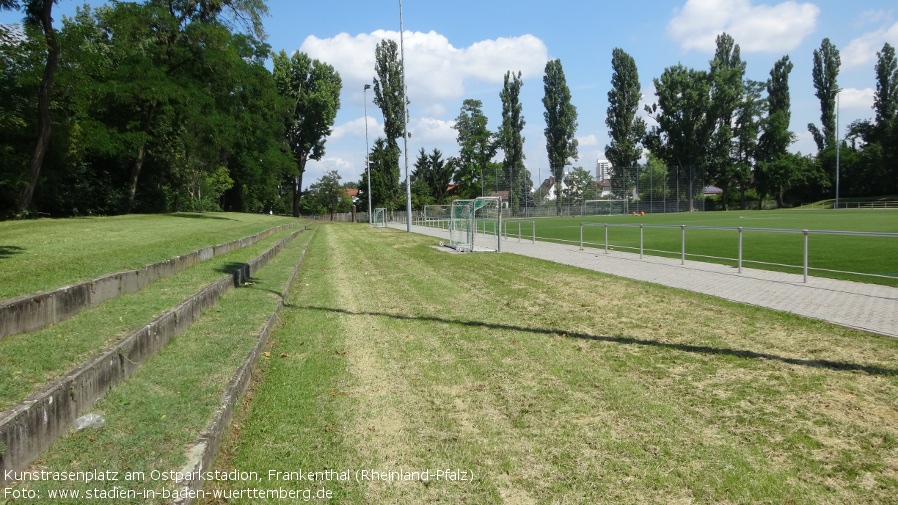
[{"left": 4, "top": 0, "right": 898, "bottom": 189}]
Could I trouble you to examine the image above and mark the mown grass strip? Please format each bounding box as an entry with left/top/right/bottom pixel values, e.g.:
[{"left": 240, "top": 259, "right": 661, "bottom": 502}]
[
  {"left": 9, "top": 227, "right": 314, "bottom": 504},
  {"left": 0, "top": 228, "right": 299, "bottom": 411},
  {"left": 214, "top": 223, "right": 898, "bottom": 504},
  {"left": 0, "top": 213, "right": 300, "bottom": 299}
]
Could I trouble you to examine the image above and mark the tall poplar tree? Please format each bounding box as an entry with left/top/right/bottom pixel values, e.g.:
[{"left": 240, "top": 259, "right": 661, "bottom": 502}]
[
  {"left": 604, "top": 48, "right": 645, "bottom": 198},
  {"left": 370, "top": 38, "right": 405, "bottom": 207},
  {"left": 808, "top": 38, "right": 841, "bottom": 152},
  {"left": 498, "top": 71, "right": 526, "bottom": 213},
  {"left": 707, "top": 33, "right": 747, "bottom": 208},
  {"left": 757, "top": 56, "right": 799, "bottom": 207},
  {"left": 542, "top": 59, "right": 578, "bottom": 215}
]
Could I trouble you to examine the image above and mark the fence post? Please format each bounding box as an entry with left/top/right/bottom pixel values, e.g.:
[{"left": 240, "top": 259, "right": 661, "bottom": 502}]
[
  {"left": 605, "top": 224, "right": 609, "bottom": 254},
  {"left": 579, "top": 222, "right": 584, "bottom": 251},
  {"left": 640, "top": 224, "right": 644, "bottom": 259},
  {"left": 803, "top": 229, "right": 809, "bottom": 283},
  {"left": 681, "top": 225, "right": 686, "bottom": 265},
  {"left": 737, "top": 227, "right": 743, "bottom": 274},
  {"left": 531, "top": 221, "right": 535, "bottom": 244}
]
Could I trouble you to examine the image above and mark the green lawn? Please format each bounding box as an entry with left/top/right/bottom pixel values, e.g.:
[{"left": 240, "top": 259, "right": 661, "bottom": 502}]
[
  {"left": 210, "top": 223, "right": 898, "bottom": 504},
  {"left": 0, "top": 212, "right": 300, "bottom": 299},
  {"left": 509, "top": 209, "right": 898, "bottom": 285}
]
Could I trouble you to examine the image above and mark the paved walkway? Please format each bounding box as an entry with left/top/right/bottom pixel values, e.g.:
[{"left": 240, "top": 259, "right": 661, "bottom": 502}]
[{"left": 392, "top": 223, "right": 898, "bottom": 338}]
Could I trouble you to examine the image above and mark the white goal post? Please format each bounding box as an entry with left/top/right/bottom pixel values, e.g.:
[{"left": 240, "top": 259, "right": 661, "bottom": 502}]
[
  {"left": 372, "top": 208, "right": 387, "bottom": 228},
  {"left": 446, "top": 197, "right": 502, "bottom": 252},
  {"left": 583, "top": 199, "right": 629, "bottom": 216}
]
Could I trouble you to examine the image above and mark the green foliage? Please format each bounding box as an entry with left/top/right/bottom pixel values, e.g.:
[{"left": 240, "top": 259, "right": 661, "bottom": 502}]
[
  {"left": 454, "top": 99, "right": 496, "bottom": 198},
  {"left": 0, "top": 0, "right": 295, "bottom": 218},
  {"left": 808, "top": 38, "right": 841, "bottom": 152},
  {"left": 411, "top": 147, "right": 455, "bottom": 206},
  {"left": 499, "top": 71, "right": 527, "bottom": 213},
  {"left": 543, "top": 59, "right": 578, "bottom": 214},
  {"left": 605, "top": 48, "right": 646, "bottom": 183},
  {"left": 372, "top": 39, "right": 407, "bottom": 146},
  {"left": 562, "top": 166, "right": 597, "bottom": 204},
  {"left": 645, "top": 64, "right": 714, "bottom": 208},
  {"left": 273, "top": 49, "right": 342, "bottom": 216}
]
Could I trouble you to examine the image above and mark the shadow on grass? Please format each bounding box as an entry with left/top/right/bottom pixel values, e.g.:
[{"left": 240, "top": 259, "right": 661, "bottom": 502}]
[
  {"left": 299, "top": 305, "right": 898, "bottom": 377},
  {"left": 170, "top": 212, "right": 237, "bottom": 221},
  {"left": 0, "top": 245, "right": 24, "bottom": 260}
]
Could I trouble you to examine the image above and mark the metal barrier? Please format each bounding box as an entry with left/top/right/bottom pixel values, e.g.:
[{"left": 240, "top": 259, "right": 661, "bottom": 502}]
[
  {"left": 502, "top": 219, "right": 536, "bottom": 244},
  {"left": 580, "top": 222, "right": 898, "bottom": 283}
]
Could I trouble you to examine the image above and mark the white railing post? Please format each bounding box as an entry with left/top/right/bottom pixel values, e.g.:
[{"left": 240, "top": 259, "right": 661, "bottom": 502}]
[
  {"left": 640, "top": 224, "right": 644, "bottom": 259},
  {"left": 803, "top": 230, "right": 809, "bottom": 283},
  {"left": 681, "top": 225, "right": 686, "bottom": 265},
  {"left": 738, "top": 227, "right": 743, "bottom": 273},
  {"left": 604, "top": 224, "right": 609, "bottom": 254}
]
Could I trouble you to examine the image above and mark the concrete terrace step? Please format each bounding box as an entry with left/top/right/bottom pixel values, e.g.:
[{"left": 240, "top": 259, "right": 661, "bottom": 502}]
[
  {"left": 0, "top": 226, "right": 312, "bottom": 483},
  {"left": 0, "top": 222, "right": 302, "bottom": 340}
]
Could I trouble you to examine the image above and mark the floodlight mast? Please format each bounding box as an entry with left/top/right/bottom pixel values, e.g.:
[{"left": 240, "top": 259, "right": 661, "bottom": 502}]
[{"left": 400, "top": 0, "right": 412, "bottom": 232}]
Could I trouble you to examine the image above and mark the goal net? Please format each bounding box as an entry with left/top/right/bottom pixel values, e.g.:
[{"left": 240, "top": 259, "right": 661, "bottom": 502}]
[
  {"left": 372, "top": 208, "right": 387, "bottom": 228},
  {"left": 446, "top": 197, "right": 501, "bottom": 252},
  {"left": 423, "top": 205, "right": 451, "bottom": 221},
  {"left": 583, "top": 199, "right": 628, "bottom": 216}
]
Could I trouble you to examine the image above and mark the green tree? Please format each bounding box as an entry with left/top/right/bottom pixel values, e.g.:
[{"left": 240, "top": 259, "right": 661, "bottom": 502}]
[
  {"left": 757, "top": 56, "right": 797, "bottom": 207},
  {"left": 272, "top": 50, "right": 342, "bottom": 217},
  {"left": 707, "top": 33, "right": 746, "bottom": 209},
  {"left": 498, "top": 70, "right": 526, "bottom": 213},
  {"left": 1, "top": 0, "right": 60, "bottom": 214},
  {"left": 454, "top": 99, "right": 496, "bottom": 198},
  {"left": 411, "top": 147, "right": 454, "bottom": 205},
  {"left": 874, "top": 43, "right": 898, "bottom": 192},
  {"left": 645, "top": 64, "right": 714, "bottom": 210},
  {"left": 365, "top": 137, "right": 401, "bottom": 209},
  {"left": 562, "top": 166, "right": 596, "bottom": 204},
  {"left": 543, "top": 59, "right": 578, "bottom": 215},
  {"left": 370, "top": 39, "right": 406, "bottom": 205},
  {"left": 306, "top": 169, "right": 349, "bottom": 219},
  {"left": 604, "top": 48, "right": 645, "bottom": 194},
  {"left": 808, "top": 38, "right": 841, "bottom": 152}
]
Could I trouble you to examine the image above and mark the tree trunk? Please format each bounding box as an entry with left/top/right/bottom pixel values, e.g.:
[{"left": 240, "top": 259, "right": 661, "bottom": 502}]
[
  {"left": 124, "top": 101, "right": 158, "bottom": 213},
  {"left": 16, "top": 1, "right": 58, "bottom": 214}
]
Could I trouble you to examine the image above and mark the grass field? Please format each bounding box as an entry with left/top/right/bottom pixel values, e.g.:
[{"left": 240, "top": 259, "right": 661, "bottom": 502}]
[
  {"left": 501, "top": 209, "right": 898, "bottom": 286},
  {"left": 211, "top": 223, "right": 898, "bottom": 504},
  {"left": 0, "top": 212, "right": 299, "bottom": 299}
]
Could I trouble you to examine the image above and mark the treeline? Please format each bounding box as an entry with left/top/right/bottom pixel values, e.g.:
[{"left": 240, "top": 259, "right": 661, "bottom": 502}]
[
  {"left": 1, "top": 0, "right": 341, "bottom": 218},
  {"left": 372, "top": 34, "right": 898, "bottom": 214}
]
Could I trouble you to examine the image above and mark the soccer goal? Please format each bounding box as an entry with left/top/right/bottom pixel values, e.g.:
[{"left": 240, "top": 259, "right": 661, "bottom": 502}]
[
  {"left": 583, "top": 199, "right": 629, "bottom": 216},
  {"left": 446, "top": 197, "right": 501, "bottom": 252},
  {"left": 423, "top": 204, "right": 451, "bottom": 221},
  {"left": 372, "top": 208, "right": 387, "bottom": 228}
]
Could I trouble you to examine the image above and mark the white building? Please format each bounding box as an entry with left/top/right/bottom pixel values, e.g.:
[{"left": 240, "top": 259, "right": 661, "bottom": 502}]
[{"left": 596, "top": 159, "right": 612, "bottom": 182}]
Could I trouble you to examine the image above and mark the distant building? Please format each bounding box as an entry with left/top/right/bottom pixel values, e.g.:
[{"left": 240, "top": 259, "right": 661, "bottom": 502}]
[{"left": 596, "top": 159, "right": 612, "bottom": 182}]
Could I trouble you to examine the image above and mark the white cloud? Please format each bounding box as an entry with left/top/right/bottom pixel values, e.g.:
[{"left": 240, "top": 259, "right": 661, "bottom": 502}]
[
  {"left": 839, "top": 87, "right": 875, "bottom": 111},
  {"left": 330, "top": 116, "right": 383, "bottom": 141},
  {"left": 577, "top": 134, "right": 599, "bottom": 147},
  {"left": 668, "top": 0, "right": 819, "bottom": 53},
  {"left": 409, "top": 117, "right": 457, "bottom": 145},
  {"left": 842, "top": 22, "right": 898, "bottom": 68},
  {"left": 299, "top": 30, "right": 548, "bottom": 107}
]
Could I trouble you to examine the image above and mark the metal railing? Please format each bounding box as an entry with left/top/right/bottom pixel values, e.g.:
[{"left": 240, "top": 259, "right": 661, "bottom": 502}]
[
  {"left": 580, "top": 222, "right": 898, "bottom": 283},
  {"left": 502, "top": 219, "right": 536, "bottom": 243}
]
